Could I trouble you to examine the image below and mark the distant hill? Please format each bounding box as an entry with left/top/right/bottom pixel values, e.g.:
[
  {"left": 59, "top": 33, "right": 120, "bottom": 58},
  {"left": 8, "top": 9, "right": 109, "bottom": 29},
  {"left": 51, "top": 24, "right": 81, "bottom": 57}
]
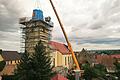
[{"left": 88, "top": 49, "right": 120, "bottom": 55}]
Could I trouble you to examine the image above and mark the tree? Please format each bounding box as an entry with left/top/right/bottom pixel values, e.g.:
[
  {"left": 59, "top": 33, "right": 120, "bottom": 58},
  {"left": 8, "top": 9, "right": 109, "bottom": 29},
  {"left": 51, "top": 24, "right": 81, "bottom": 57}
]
[
  {"left": 0, "top": 60, "right": 6, "bottom": 71},
  {"left": 114, "top": 61, "right": 120, "bottom": 79},
  {"left": 82, "top": 62, "right": 93, "bottom": 80},
  {"left": 67, "top": 72, "right": 75, "bottom": 80},
  {"left": 82, "top": 62, "right": 107, "bottom": 80},
  {"left": 67, "top": 68, "right": 75, "bottom": 80},
  {"left": 93, "top": 64, "right": 107, "bottom": 79},
  {"left": 14, "top": 41, "right": 55, "bottom": 80}
]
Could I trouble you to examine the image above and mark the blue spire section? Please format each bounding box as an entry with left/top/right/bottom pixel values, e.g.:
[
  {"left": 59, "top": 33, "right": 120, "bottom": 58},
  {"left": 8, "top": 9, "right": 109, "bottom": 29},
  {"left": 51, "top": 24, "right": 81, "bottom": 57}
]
[{"left": 32, "top": 9, "right": 44, "bottom": 20}]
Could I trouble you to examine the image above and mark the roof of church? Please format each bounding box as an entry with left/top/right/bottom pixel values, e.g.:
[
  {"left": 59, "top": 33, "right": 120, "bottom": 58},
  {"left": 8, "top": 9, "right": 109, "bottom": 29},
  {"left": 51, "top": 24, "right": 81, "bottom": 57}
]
[{"left": 49, "top": 41, "right": 70, "bottom": 55}]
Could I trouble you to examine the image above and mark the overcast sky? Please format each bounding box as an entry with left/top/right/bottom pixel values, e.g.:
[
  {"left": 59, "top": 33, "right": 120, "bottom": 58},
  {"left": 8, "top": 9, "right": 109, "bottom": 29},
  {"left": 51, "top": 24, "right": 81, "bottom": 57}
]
[{"left": 0, "top": 0, "right": 120, "bottom": 52}]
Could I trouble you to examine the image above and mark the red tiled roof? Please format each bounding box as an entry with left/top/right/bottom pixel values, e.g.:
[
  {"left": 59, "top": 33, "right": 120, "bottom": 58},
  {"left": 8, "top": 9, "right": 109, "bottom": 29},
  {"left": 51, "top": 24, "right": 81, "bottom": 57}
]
[
  {"left": 111, "top": 54, "right": 120, "bottom": 58},
  {"left": 49, "top": 41, "right": 70, "bottom": 55},
  {"left": 51, "top": 74, "right": 68, "bottom": 80},
  {"left": 0, "top": 64, "right": 16, "bottom": 75},
  {"left": 95, "top": 55, "right": 113, "bottom": 66},
  {"left": 96, "top": 54, "right": 120, "bottom": 61}
]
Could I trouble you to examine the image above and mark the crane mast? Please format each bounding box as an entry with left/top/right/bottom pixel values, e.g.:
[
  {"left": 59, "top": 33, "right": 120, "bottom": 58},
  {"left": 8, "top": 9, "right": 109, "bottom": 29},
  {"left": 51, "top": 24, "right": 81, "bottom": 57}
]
[{"left": 49, "top": 0, "right": 80, "bottom": 70}]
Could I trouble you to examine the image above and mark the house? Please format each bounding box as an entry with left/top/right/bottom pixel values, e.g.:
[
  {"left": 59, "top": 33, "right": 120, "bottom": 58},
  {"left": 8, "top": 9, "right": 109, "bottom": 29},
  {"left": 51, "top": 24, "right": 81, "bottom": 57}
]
[
  {"left": 1, "top": 51, "right": 21, "bottom": 65},
  {"left": 0, "top": 49, "right": 3, "bottom": 61},
  {"left": 0, "top": 55, "right": 3, "bottom": 61},
  {"left": 0, "top": 50, "right": 21, "bottom": 75},
  {"left": 95, "top": 54, "right": 115, "bottom": 72},
  {"left": 111, "top": 54, "right": 120, "bottom": 62},
  {"left": 49, "top": 41, "right": 73, "bottom": 69}
]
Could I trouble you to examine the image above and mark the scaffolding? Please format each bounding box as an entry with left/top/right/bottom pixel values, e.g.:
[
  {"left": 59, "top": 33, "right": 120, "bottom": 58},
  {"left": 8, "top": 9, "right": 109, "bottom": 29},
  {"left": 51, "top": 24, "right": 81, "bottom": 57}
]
[{"left": 19, "top": 17, "right": 53, "bottom": 54}]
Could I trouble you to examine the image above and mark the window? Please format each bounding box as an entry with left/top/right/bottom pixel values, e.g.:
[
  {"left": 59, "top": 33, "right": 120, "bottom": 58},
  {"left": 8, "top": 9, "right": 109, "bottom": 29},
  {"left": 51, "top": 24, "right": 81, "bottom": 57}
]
[
  {"left": 11, "top": 61, "right": 12, "bottom": 64},
  {"left": 18, "top": 60, "right": 20, "bottom": 63},
  {"left": 70, "top": 56, "right": 72, "bottom": 63},
  {"left": 53, "top": 58, "right": 55, "bottom": 67},
  {"left": 6, "top": 61, "right": 9, "bottom": 65},
  {"left": 68, "top": 56, "right": 69, "bottom": 64},
  {"left": 65, "top": 57, "right": 67, "bottom": 65}
]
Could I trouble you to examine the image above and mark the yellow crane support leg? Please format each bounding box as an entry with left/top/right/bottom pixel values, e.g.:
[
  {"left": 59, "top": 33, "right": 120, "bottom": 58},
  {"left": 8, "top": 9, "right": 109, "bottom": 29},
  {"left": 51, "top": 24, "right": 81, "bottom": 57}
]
[{"left": 49, "top": 0, "right": 80, "bottom": 70}]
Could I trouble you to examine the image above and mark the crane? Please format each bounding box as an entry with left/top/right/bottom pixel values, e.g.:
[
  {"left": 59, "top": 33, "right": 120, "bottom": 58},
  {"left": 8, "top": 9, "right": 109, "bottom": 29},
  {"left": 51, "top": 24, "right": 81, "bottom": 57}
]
[{"left": 49, "top": 0, "right": 80, "bottom": 70}]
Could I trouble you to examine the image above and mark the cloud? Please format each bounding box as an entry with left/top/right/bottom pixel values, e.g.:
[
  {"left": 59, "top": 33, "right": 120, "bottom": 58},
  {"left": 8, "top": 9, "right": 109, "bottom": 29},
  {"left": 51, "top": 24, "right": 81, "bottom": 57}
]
[
  {"left": 52, "top": 0, "right": 120, "bottom": 50},
  {"left": 72, "top": 42, "right": 120, "bottom": 51},
  {"left": 0, "top": 0, "right": 120, "bottom": 51},
  {"left": 0, "top": 0, "right": 34, "bottom": 51},
  {"left": 44, "top": 0, "right": 120, "bottom": 50},
  {"left": 0, "top": 0, "right": 34, "bottom": 31}
]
